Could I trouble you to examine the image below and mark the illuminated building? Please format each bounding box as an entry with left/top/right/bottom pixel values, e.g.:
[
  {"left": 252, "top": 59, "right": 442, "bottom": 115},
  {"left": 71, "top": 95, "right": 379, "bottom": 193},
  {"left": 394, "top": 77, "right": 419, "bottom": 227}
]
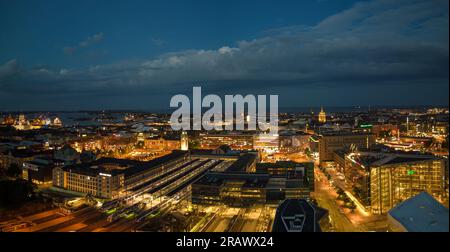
[
  {"left": 318, "top": 107, "right": 326, "bottom": 123},
  {"left": 309, "top": 135, "right": 320, "bottom": 153},
  {"left": 278, "top": 131, "right": 311, "bottom": 153},
  {"left": 18, "top": 114, "right": 26, "bottom": 124},
  {"left": 199, "top": 132, "right": 254, "bottom": 150},
  {"left": 181, "top": 131, "right": 189, "bottom": 151},
  {"left": 253, "top": 133, "right": 279, "bottom": 153},
  {"left": 53, "top": 165, "right": 125, "bottom": 198},
  {"left": 13, "top": 114, "right": 34, "bottom": 130},
  {"left": 191, "top": 158, "right": 314, "bottom": 206},
  {"left": 136, "top": 132, "right": 145, "bottom": 144},
  {"left": 433, "top": 122, "right": 448, "bottom": 135},
  {"left": 406, "top": 116, "right": 410, "bottom": 133},
  {"left": 372, "top": 124, "right": 399, "bottom": 138},
  {"left": 144, "top": 137, "right": 181, "bottom": 151},
  {"left": 400, "top": 136, "right": 433, "bottom": 147},
  {"left": 52, "top": 151, "right": 188, "bottom": 198},
  {"left": 22, "top": 158, "right": 60, "bottom": 185},
  {"left": 354, "top": 116, "right": 359, "bottom": 127},
  {"left": 256, "top": 161, "right": 314, "bottom": 191},
  {"left": 345, "top": 152, "right": 447, "bottom": 214},
  {"left": 31, "top": 118, "right": 43, "bottom": 126},
  {"left": 52, "top": 117, "right": 62, "bottom": 127},
  {"left": 318, "top": 132, "right": 375, "bottom": 164},
  {"left": 2, "top": 115, "right": 15, "bottom": 125}
]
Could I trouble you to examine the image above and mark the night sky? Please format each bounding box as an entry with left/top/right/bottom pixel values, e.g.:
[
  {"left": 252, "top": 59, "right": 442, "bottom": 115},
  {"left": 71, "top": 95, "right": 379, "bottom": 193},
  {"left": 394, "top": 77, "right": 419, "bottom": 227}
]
[{"left": 0, "top": 0, "right": 448, "bottom": 111}]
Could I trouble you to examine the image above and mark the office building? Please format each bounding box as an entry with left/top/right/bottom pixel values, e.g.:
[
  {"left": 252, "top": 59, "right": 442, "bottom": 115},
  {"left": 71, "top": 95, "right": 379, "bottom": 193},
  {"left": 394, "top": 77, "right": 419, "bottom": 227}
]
[
  {"left": 52, "top": 151, "right": 188, "bottom": 198},
  {"left": 318, "top": 132, "right": 375, "bottom": 164},
  {"left": 345, "top": 152, "right": 447, "bottom": 214},
  {"left": 192, "top": 159, "right": 314, "bottom": 206}
]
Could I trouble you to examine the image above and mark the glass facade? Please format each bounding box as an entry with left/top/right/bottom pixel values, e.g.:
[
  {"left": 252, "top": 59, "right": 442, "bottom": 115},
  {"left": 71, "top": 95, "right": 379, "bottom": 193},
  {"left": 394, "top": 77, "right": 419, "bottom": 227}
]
[{"left": 370, "top": 160, "right": 445, "bottom": 214}]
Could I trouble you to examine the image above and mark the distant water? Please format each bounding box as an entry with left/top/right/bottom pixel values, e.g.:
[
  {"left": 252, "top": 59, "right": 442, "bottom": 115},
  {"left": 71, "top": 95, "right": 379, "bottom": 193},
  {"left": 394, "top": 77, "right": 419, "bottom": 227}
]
[
  {"left": 1, "top": 105, "right": 446, "bottom": 121},
  {"left": 0, "top": 112, "right": 126, "bottom": 127},
  {"left": 156, "top": 105, "right": 444, "bottom": 114}
]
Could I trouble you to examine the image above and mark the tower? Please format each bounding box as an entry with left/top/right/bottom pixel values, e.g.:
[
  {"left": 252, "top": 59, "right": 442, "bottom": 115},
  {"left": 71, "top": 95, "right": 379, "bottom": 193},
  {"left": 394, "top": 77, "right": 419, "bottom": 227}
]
[
  {"left": 180, "top": 131, "right": 189, "bottom": 151},
  {"left": 318, "top": 107, "right": 326, "bottom": 123},
  {"left": 406, "top": 116, "right": 409, "bottom": 133}
]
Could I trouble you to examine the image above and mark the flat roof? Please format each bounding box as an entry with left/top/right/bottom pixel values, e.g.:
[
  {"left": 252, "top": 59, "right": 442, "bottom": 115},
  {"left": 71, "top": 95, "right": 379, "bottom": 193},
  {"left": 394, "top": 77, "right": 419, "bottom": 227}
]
[
  {"left": 388, "top": 192, "right": 449, "bottom": 232},
  {"left": 321, "top": 131, "right": 372, "bottom": 137},
  {"left": 194, "top": 172, "right": 270, "bottom": 187},
  {"left": 257, "top": 161, "right": 313, "bottom": 169},
  {"left": 224, "top": 153, "right": 257, "bottom": 172},
  {"left": 62, "top": 151, "right": 187, "bottom": 177},
  {"left": 348, "top": 152, "right": 440, "bottom": 167}
]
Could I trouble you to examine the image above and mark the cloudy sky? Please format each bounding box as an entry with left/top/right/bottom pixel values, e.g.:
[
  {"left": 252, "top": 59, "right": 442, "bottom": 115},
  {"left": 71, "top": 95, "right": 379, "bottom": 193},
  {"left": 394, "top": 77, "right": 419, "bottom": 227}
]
[{"left": 0, "top": 0, "right": 448, "bottom": 111}]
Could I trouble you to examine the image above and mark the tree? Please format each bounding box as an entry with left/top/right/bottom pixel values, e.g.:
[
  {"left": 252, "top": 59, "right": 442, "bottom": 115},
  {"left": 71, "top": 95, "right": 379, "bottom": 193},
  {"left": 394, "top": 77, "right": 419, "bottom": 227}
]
[
  {"left": 353, "top": 186, "right": 362, "bottom": 199},
  {"left": 336, "top": 188, "right": 345, "bottom": 195},
  {"left": 337, "top": 194, "right": 346, "bottom": 201},
  {"left": 189, "top": 139, "right": 200, "bottom": 149},
  {"left": 0, "top": 179, "right": 37, "bottom": 207},
  {"left": 6, "top": 163, "right": 22, "bottom": 178},
  {"left": 344, "top": 202, "right": 357, "bottom": 212},
  {"left": 304, "top": 147, "right": 311, "bottom": 157},
  {"left": 442, "top": 139, "right": 449, "bottom": 149}
]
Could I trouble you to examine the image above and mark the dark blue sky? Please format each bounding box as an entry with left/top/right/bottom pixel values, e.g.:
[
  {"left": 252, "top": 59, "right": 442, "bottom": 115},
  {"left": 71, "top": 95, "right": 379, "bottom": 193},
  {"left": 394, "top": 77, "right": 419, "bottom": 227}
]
[{"left": 0, "top": 0, "right": 448, "bottom": 110}]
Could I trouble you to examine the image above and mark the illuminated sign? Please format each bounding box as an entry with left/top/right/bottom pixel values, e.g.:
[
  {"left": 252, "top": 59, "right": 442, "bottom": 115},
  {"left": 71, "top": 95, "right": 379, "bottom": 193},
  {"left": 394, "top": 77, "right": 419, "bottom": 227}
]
[
  {"left": 407, "top": 170, "right": 415, "bottom": 176},
  {"left": 99, "top": 173, "right": 111, "bottom": 177},
  {"left": 360, "top": 124, "right": 373, "bottom": 128}
]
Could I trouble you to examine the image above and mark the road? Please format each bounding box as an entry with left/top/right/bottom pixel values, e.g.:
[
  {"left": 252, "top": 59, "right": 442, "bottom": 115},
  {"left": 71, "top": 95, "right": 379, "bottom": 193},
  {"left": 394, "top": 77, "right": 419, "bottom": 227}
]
[{"left": 313, "top": 167, "right": 363, "bottom": 232}]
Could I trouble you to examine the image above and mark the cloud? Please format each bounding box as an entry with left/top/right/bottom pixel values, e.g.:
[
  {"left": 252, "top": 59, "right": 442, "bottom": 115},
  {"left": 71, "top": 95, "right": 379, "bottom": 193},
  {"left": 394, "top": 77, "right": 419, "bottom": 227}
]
[
  {"left": 63, "top": 32, "right": 104, "bottom": 55},
  {"left": 0, "top": 59, "right": 19, "bottom": 79},
  {"left": 79, "top": 32, "right": 104, "bottom": 47},
  {"left": 1, "top": 0, "right": 448, "bottom": 106},
  {"left": 63, "top": 46, "right": 76, "bottom": 55},
  {"left": 151, "top": 38, "right": 165, "bottom": 46}
]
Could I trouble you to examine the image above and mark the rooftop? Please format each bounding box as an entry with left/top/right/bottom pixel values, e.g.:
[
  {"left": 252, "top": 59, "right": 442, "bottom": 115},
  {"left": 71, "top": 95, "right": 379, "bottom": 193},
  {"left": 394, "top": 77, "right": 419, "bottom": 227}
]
[
  {"left": 257, "top": 161, "right": 313, "bottom": 169},
  {"left": 320, "top": 131, "right": 372, "bottom": 137},
  {"left": 62, "top": 150, "right": 187, "bottom": 177},
  {"left": 272, "top": 199, "right": 328, "bottom": 232},
  {"left": 195, "top": 172, "right": 270, "bottom": 188},
  {"left": 224, "top": 153, "right": 257, "bottom": 173},
  {"left": 388, "top": 192, "right": 449, "bottom": 232},
  {"left": 347, "top": 152, "right": 440, "bottom": 167}
]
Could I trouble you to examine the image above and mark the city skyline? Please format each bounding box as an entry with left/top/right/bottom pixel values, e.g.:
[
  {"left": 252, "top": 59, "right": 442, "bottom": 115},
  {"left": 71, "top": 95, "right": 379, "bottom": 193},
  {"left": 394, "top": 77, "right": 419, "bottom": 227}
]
[{"left": 1, "top": 0, "right": 449, "bottom": 110}]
